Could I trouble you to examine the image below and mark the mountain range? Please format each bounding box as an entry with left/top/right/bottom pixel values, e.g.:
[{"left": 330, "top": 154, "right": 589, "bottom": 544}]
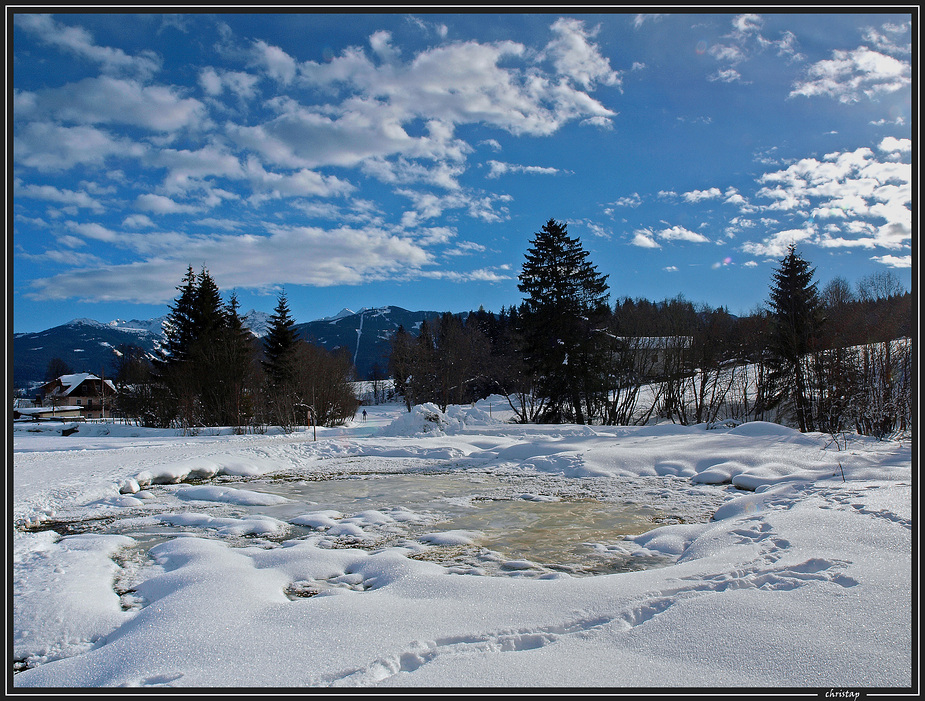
[{"left": 13, "top": 306, "right": 445, "bottom": 391}]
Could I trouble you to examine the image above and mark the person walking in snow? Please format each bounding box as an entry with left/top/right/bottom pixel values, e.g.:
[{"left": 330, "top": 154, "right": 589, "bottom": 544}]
[{"left": 362, "top": 409, "right": 367, "bottom": 422}]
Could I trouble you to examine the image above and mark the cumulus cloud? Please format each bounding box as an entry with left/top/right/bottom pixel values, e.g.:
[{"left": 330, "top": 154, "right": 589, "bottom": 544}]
[
  {"left": 252, "top": 39, "right": 298, "bottom": 84},
  {"left": 871, "top": 254, "right": 910, "bottom": 268},
  {"left": 293, "top": 23, "right": 618, "bottom": 142},
  {"left": 629, "top": 225, "right": 708, "bottom": 247},
  {"left": 631, "top": 230, "right": 660, "bottom": 248},
  {"left": 740, "top": 142, "right": 911, "bottom": 259},
  {"left": 790, "top": 46, "right": 910, "bottom": 103},
  {"left": 199, "top": 67, "right": 260, "bottom": 100},
  {"left": 14, "top": 122, "right": 146, "bottom": 172},
  {"left": 878, "top": 136, "right": 911, "bottom": 154},
  {"left": 610, "top": 193, "right": 643, "bottom": 208},
  {"left": 708, "top": 68, "right": 745, "bottom": 83},
  {"left": 135, "top": 193, "right": 202, "bottom": 215},
  {"left": 16, "top": 76, "right": 205, "bottom": 132},
  {"left": 682, "top": 187, "right": 723, "bottom": 203},
  {"left": 15, "top": 13, "right": 161, "bottom": 78},
  {"left": 14, "top": 179, "right": 105, "bottom": 212},
  {"left": 655, "top": 225, "right": 710, "bottom": 244},
  {"left": 541, "top": 18, "right": 622, "bottom": 90},
  {"left": 741, "top": 227, "right": 815, "bottom": 258},
  {"left": 8, "top": 16, "right": 636, "bottom": 306},
  {"left": 244, "top": 157, "right": 355, "bottom": 200}
]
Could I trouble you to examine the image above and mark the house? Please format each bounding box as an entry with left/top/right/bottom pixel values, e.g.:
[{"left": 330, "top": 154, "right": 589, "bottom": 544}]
[{"left": 37, "top": 373, "right": 116, "bottom": 420}]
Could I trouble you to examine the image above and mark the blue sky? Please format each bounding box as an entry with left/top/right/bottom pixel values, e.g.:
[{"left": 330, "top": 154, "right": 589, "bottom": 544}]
[{"left": 11, "top": 11, "right": 914, "bottom": 333}]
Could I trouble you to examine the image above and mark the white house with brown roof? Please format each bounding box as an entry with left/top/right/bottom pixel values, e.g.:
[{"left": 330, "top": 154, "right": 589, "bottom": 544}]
[{"left": 37, "top": 373, "right": 116, "bottom": 420}]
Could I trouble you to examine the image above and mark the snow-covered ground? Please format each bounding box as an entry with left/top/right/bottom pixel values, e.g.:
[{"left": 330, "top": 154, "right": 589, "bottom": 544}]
[{"left": 11, "top": 398, "right": 913, "bottom": 689}]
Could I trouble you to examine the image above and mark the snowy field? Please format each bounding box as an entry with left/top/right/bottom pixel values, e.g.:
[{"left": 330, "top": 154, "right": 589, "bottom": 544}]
[{"left": 11, "top": 398, "right": 914, "bottom": 690}]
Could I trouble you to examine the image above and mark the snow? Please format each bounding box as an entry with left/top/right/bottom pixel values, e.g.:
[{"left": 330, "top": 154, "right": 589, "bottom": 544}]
[{"left": 11, "top": 399, "right": 913, "bottom": 690}]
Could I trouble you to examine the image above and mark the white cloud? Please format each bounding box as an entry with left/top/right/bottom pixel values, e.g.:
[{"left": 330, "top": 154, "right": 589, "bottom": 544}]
[
  {"left": 420, "top": 267, "right": 512, "bottom": 283},
  {"left": 26, "top": 224, "right": 441, "bottom": 303},
  {"left": 244, "top": 157, "right": 355, "bottom": 200},
  {"left": 871, "top": 254, "right": 910, "bottom": 268},
  {"left": 368, "top": 30, "right": 401, "bottom": 63},
  {"left": 14, "top": 122, "right": 147, "bottom": 172},
  {"left": 610, "top": 193, "right": 642, "bottom": 208},
  {"left": 396, "top": 188, "right": 510, "bottom": 225},
  {"left": 656, "top": 225, "right": 710, "bottom": 243},
  {"left": 199, "top": 67, "right": 259, "bottom": 100},
  {"left": 633, "top": 14, "right": 664, "bottom": 30},
  {"left": 135, "top": 193, "right": 202, "bottom": 215},
  {"left": 705, "top": 14, "right": 805, "bottom": 84},
  {"left": 15, "top": 14, "right": 160, "bottom": 78},
  {"left": 486, "top": 161, "right": 560, "bottom": 179},
  {"left": 252, "top": 39, "right": 297, "bottom": 84},
  {"left": 445, "top": 241, "right": 486, "bottom": 256},
  {"left": 731, "top": 14, "right": 763, "bottom": 36},
  {"left": 14, "top": 179, "right": 105, "bottom": 212},
  {"left": 363, "top": 157, "right": 466, "bottom": 190},
  {"left": 293, "top": 24, "right": 619, "bottom": 145},
  {"left": 708, "top": 68, "right": 744, "bottom": 84},
  {"left": 741, "top": 227, "right": 814, "bottom": 258},
  {"left": 153, "top": 145, "right": 245, "bottom": 194},
  {"left": 682, "top": 187, "right": 723, "bottom": 203},
  {"left": 630, "top": 230, "right": 660, "bottom": 248},
  {"left": 862, "top": 22, "right": 911, "bottom": 57},
  {"left": 790, "top": 47, "right": 910, "bottom": 103},
  {"left": 17, "top": 76, "right": 206, "bottom": 132},
  {"left": 66, "top": 221, "right": 121, "bottom": 242},
  {"left": 122, "top": 214, "right": 156, "bottom": 229},
  {"left": 542, "top": 18, "right": 622, "bottom": 91},
  {"left": 878, "top": 136, "right": 911, "bottom": 154},
  {"left": 751, "top": 145, "right": 911, "bottom": 254}
]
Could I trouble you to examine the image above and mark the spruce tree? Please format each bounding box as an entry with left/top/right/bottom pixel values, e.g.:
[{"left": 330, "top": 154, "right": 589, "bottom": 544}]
[
  {"left": 155, "top": 265, "right": 235, "bottom": 428},
  {"left": 262, "top": 292, "right": 300, "bottom": 427},
  {"left": 517, "top": 219, "right": 610, "bottom": 424},
  {"left": 765, "top": 244, "right": 823, "bottom": 432},
  {"left": 159, "top": 265, "right": 199, "bottom": 367},
  {"left": 208, "top": 292, "right": 257, "bottom": 428}
]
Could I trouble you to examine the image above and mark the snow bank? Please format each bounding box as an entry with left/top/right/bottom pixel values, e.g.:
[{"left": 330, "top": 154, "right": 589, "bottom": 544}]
[
  {"left": 12, "top": 404, "right": 913, "bottom": 689},
  {"left": 378, "top": 402, "right": 502, "bottom": 437}
]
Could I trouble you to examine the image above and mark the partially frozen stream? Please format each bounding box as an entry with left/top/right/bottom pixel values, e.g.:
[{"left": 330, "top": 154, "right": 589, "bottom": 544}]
[
  {"left": 250, "top": 472, "right": 675, "bottom": 575},
  {"left": 33, "top": 466, "right": 725, "bottom": 579}
]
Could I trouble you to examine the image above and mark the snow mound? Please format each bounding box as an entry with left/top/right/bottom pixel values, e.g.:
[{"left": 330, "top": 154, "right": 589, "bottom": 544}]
[
  {"left": 418, "top": 530, "right": 480, "bottom": 546},
  {"left": 174, "top": 485, "right": 291, "bottom": 506},
  {"left": 379, "top": 403, "right": 501, "bottom": 437}
]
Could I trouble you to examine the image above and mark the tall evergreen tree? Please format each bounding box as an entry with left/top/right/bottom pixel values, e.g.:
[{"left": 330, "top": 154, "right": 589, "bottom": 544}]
[
  {"left": 517, "top": 219, "right": 610, "bottom": 424},
  {"left": 262, "top": 292, "right": 300, "bottom": 427},
  {"left": 153, "top": 265, "right": 236, "bottom": 428},
  {"left": 765, "top": 245, "right": 824, "bottom": 432},
  {"left": 204, "top": 292, "right": 258, "bottom": 428},
  {"left": 262, "top": 293, "right": 299, "bottom": 386},
  {"left": 158, "top": 265, "right": 199, "bottom": 367}
]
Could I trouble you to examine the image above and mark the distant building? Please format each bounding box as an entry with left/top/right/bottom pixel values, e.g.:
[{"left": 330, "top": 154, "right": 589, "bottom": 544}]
[
  {"left": 615, "top": 336, "right": 694, "bottom": 379},
  {"left": 37, "top": 373, "right": 116, "bottom": 420},
  {"left": 13, "top": 405, "right": 83, "bottom": 421}
]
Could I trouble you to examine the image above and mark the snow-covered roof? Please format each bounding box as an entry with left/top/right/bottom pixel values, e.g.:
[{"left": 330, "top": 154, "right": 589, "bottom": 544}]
[
  {"left": 14, "top": 406, "right": 82, "bottom": 416},
  {"left": 47, "top": 373, "right": 116, "bottom": 395}
]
